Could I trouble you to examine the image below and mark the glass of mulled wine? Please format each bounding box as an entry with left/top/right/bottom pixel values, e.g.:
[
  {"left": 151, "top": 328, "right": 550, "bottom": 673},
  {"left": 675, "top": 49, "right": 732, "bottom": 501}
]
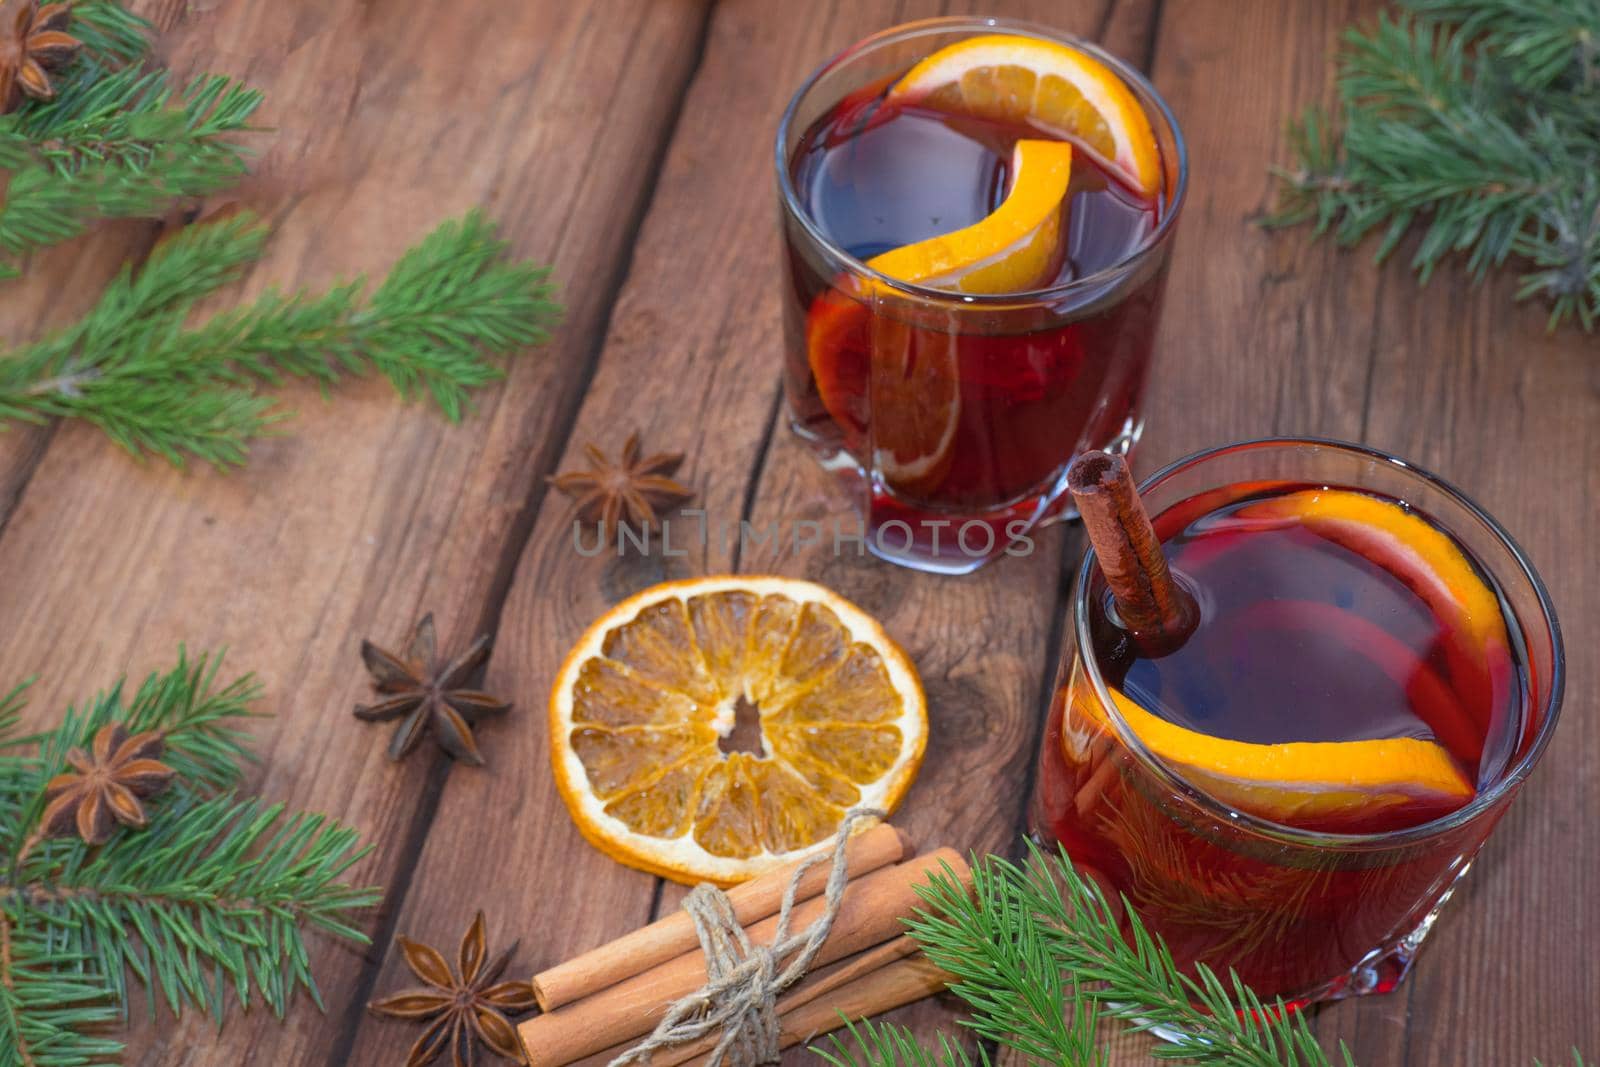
[
  {"left": 1030, "top": 438, "right": 1564, "bottom": 1006},
  {"left": 775, "top": 17, "right": 1186, "bottom": 573}
]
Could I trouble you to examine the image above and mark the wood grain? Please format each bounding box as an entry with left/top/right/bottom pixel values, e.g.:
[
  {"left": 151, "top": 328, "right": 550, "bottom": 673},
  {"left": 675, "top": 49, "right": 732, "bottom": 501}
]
[
  {"left": 1316, "top": 209, "right": 1600, "bottom": 1067},
  {"left": 349, "top": 0, "right": 959, "bottom": 1059},
  {"left": 1, "top": 0, "right": 1594, "bottom": 1063},
  {"left": 1089, "top": 2, "right": 1384, "bottom": 1061},
  {"left": 0, "top": 0, "right": 711, "bottom": 1064},
  {"left": 360, "top": 2, "right": 1150, "bottom": 1065}
]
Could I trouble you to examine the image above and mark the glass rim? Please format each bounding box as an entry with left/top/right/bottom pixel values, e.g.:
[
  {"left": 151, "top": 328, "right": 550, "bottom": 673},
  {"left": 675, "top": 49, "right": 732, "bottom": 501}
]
[
  {"left": 773, "top": 14, "right": 1189, "bottom": 306},
  {"left": 1072, "top": 436, "right": 1567, "bottom": 851}
]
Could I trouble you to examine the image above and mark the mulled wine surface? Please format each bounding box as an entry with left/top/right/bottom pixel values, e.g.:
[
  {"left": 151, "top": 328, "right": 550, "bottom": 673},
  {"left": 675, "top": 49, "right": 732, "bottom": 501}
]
[
  {"left": 1093, "top": 485, "right": 1527, "bottom": 824},
  {"left": 1031, "top": 482, "right": 1538, "bottom": 997},
  {"left": 791, "top": 95, "right": 1158, "bottom": 282}
]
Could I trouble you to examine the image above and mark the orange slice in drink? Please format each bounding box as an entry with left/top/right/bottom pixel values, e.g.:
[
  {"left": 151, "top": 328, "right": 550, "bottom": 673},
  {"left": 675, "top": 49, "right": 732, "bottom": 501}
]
[
  {"left": 868, "top": 138, "right": 1073, "bottom": 293},
  {"left": 888, "top": 34, "right": 1161, "bottom": 195},
  {"left": 1235, "top": 599, "right": 1485, "bottom": 766},
  {"left": 1235, "top": 489, "right": 1514, "bottom": 733},
  {"left": 806, "top": 139, "right": 1072, "bottom": 493},
  {"left": 549, "top": 576, "right": 927, "bottom": 885},
  {"left": 862, "top": 317, "right": 962, "bottom": 495},
  {"left": 1098, "top": 688, "right": 1475, "bottom": 831}
]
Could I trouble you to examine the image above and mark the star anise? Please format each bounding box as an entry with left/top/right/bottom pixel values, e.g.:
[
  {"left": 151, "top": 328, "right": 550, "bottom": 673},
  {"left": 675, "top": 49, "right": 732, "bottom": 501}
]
[
  {"left": 40, "top": 724, "right": 174, "bottom": 845},
  {"left": 549, "top": 432, "right": 695, "bottom": 531},
  {"left": 368, "top": 911, "right": 537, "bottom": 1067},
  {"left": 0, "top": 0, "right": 82, "bottom": 114},
  {"left": 353, "top": 613, "right": 511, "bottom": 766}
]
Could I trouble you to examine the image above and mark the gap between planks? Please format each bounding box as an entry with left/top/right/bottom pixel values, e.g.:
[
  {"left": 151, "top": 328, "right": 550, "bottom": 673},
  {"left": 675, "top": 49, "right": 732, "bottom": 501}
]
[{"left": 316, "top": 4, "right": 721, "bottom": 1061}]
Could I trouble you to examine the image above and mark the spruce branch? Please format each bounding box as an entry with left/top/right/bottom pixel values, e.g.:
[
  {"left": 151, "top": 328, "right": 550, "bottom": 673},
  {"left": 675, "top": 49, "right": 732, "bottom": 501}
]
[
  {"left": 0, "top": 912, "right": 124, "bottom": 1067},
  {"left": 822, "top": 1018, "right": 983, "bottom": 1067},
  {"left": 21, "top": 793, "right": 376, "bottom": 1021},
  {"left": 0, "top": 2, "right": 261, "bottom": 276},
  {"left": 0, "top": 209, "right": 560, "bottom": 468},
  {"left": 817, "top": 848, "right": 1346, "bottom": 1067},
  {"left": 1266, "top": 0, "right": 1600, "bottom": 330},
  {"left": 820, "top": 849, "right": 1594, "bottom": 1066},
  {"left": 0, "top": 651, "right": 378, "bottom": 1067},
  {"left": 1406, "top": 0, "right": 1600, "bottom": 91}
]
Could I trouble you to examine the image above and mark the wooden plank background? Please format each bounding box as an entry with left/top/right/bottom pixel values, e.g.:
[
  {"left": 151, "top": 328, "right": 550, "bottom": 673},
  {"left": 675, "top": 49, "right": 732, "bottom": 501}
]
[{"left": 2, "top": 0, "right": 1593, "bottom": 1064}]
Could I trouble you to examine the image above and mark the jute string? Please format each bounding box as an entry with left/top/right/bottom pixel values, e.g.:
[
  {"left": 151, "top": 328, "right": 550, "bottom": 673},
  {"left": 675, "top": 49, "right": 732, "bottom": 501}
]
[{"left": 607, "top": 807, "right": 886, "bottom": 1067}]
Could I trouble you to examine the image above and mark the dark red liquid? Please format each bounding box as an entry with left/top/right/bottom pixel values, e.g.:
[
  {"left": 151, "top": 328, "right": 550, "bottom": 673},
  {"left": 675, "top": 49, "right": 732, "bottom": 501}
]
[
  {"left": 781, "top": 76, "right": 1171, "bottom": 566},
  {"left": 1032, "top": 484, "right": 1536, "bottom": 998},
  {"left": 1114, "top": 487, "right": 1524, "bottom": 818},
  {"left": 791, "top": 94, "right": 1157, "bottom": 281}
]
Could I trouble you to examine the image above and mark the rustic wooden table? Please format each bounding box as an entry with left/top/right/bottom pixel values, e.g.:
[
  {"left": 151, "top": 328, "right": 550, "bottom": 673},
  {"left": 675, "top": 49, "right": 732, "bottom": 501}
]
[{"left": 3, "top": 0, "right": 1594, "bottom": 1063}]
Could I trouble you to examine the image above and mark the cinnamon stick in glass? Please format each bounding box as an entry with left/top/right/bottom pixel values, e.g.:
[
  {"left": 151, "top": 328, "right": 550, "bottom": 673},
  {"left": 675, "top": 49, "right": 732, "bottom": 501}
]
[
  {"left": 516, "top": 849, "right": 971, "bottom": 1067},
  {"left": 532, "top": 822, "right": 912, "bottom": 1011},
  {"left": 1067, "top": 450, "right": 1198, "bottom": 653}
]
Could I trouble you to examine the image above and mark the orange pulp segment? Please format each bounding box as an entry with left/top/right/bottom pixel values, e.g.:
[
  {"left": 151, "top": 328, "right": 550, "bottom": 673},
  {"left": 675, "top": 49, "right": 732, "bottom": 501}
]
[
  {"left": 888, "top": 33, "right": 1161, "bottom": 195},
  {"left": 549, "top": 576, "right": 927, "bottom": 885}
]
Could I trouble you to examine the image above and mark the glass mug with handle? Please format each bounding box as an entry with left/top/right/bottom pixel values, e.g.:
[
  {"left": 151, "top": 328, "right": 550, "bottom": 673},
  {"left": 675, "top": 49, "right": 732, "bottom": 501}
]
[
  {"left": 776, "top": 16, "right": 1186, "bottom": 573},
  {"left": 1032, "top": 438, "right": 1564, "bottom": 1005}
]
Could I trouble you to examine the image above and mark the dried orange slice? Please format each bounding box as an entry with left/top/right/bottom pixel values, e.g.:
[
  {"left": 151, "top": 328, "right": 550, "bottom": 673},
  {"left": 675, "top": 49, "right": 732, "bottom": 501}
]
[
  {"left": 1098, "top": 688, "right": 1475, "bottom": 831},
  {"left": 549, "top": 576, "right": 927, "bottom": 885},
  {"left": 888, "top": 34, "right": 1161, "bottom": 195}
]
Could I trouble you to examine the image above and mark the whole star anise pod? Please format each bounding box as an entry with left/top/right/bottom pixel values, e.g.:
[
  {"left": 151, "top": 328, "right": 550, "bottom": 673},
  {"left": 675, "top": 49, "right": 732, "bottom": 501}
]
[
  {"left": 0, "top": 0, "right": 82, "bottom": 114},
  {"left": 41, "top": 724, "right": 175, "bottom": 845},
  {"left": 368, "top": 911, "right": 537, "bottom": 1067},
  {"left": 353, "top": 613, "right": 511, "bottom": 765},
  {"left": 549, "top": 432, "right": 695, "bottom": 531}
]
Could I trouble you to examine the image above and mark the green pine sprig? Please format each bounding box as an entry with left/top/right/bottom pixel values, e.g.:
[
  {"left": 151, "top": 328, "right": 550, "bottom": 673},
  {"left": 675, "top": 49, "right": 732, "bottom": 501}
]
[
  {"left": 819, "top": 848, "right": 1593, "bottom": 1067},
  {"left": 818, "top": 848, "right": 1342, "bottom": 1067},
  {"left": 0, "top": 650, "right": 379, "bottom": 1067},
  {"left": 0, "top": 209, "right": 561, "bottom": 468},
  {"left": 0, "top": 1, "right": 262, "bottom": 276},
  {"left": 1266, "top": 0, "right": 1600, "bottom": 330}
]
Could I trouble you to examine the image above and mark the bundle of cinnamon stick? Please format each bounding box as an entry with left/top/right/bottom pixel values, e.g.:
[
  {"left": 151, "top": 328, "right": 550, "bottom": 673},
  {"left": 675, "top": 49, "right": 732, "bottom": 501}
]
[{"left": 516, "top": 824, "right": 968, "bottom": 1066}]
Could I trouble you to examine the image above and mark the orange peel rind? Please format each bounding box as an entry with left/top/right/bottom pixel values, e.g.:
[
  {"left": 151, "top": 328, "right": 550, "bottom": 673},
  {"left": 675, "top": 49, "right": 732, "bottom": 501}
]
[
  {"left": 1075, "top": 488, "right": 1516, "bottom": 831},
  {"left": 805, "top": 139, "right": 1072, "bottom": 492},
  {"left": 867, "top": 139, "right": 1072, "bottom": 294},
  {"left": 1099, "top": 688, "right": 1475, "bottom": 831},
  {"left": 888, "top": 33, "right": 1161, "bottom": 195}
]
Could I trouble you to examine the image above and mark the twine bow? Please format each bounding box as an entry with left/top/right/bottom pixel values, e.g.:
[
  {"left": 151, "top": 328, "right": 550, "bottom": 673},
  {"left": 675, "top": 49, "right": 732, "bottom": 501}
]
[{"left": 607, "top": 807, "right": 886, "bottom": 1067}]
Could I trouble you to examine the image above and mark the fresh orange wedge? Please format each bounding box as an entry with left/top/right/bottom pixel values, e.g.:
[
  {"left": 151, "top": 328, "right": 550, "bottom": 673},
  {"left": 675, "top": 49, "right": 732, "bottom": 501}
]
[
  {"left": 1098, "top": 688, "right": 1475, "bottom": 831},
  {"left": 888, "top": 33, "right": 1161, "bottom": 195},
  {"left": 1235, "top": 489, "right": 1514, "bottom": 733},
  {"left": 805, "top": 139, "right": 1071, "bottom": 493},
  {"left": 549, "top": 576, "right": 927, "bottom": 885}
]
